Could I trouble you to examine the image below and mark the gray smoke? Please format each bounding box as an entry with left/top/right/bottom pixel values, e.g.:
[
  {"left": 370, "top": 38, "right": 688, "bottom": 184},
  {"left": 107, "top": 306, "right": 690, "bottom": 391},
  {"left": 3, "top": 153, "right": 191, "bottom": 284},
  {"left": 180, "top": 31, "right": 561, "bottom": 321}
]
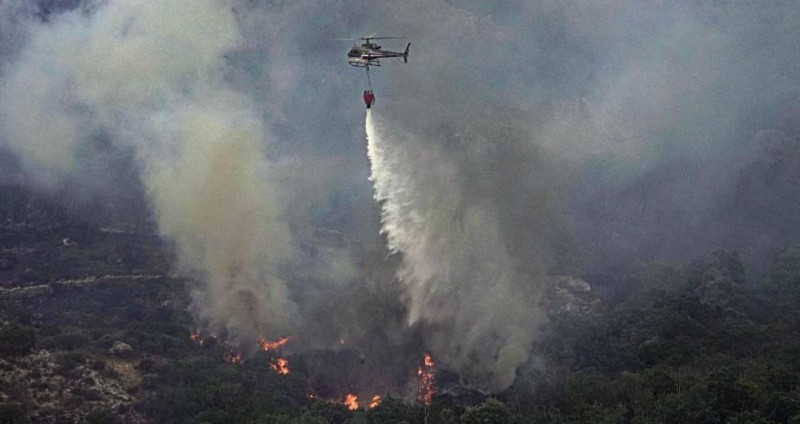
[
  {"left": 0, "top": 0, "right": 296, "bottom": 343},
  {"left": 2, "top": 0, "right": 800, "bottom": 395}
]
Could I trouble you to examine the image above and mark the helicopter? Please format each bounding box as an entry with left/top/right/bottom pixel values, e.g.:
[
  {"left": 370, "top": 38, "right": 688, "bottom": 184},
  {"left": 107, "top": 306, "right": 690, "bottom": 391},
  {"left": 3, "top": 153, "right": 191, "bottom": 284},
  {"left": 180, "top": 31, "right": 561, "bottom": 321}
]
[
  {"left": 340, "top": 35, "right": 410, "bottom": 108},
  {"left": 345, "top": 35, "right": 411, "bottom": 68}
]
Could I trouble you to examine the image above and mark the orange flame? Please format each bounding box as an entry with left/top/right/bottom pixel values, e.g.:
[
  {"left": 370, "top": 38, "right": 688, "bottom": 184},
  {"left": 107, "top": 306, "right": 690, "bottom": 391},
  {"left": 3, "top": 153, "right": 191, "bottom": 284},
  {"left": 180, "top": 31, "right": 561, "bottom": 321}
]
[
  {"left": 223, "top": 351, "right": 242, "bottom": 364},
  {"left": 190, "top": 329, "right": 203, "bottom": 345},
  {"left": 344, "top": 394, "right": 359, "bottom": 410},
  {"left": 369, "top": 394, "right": 382, "bottom": 409},
  {"left": 417, "top": 353, "right": 435, "bottom": 406},
  {"left": 259, "top": 336, "right": 291, "bottom": 351},
  {"left": 271, "top": 358, "right": 290, "bottom": 374}
]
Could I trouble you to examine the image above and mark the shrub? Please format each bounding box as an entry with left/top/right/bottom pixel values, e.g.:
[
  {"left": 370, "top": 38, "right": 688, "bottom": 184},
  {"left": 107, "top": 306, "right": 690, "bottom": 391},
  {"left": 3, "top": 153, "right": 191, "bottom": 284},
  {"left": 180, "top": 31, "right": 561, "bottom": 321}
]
[
  {"left": 137, "top": 357, "right": 155, "bottom": 372},
  {"left": 72, "top": 386, "right": 102, "bottom": 401},
  {"left": 0, "top": 324, "right": 35, "bottom": 356},
  {"left": 0, "top": 402, "right": 29, "bottom": 424},
  {"left": 38, "top": 325, "right": 61, "bottom": 337},
  {"left": 461, "top": 399, "right": 513, "bottom": 424},
  {"left": 85, "top": 407, "right": 122, "bottom": 424},
  {"left": 55, "top": 351, "right": 86, "bottom": 375},
  {"left": 65, "top": 395, "right": 85, "bottom": 407},
  {"left": 90, "top": 359, "right": 106, "bottom": 371},
  {"left": 51, "top": 332, "right": 90, "bottom": 350}
]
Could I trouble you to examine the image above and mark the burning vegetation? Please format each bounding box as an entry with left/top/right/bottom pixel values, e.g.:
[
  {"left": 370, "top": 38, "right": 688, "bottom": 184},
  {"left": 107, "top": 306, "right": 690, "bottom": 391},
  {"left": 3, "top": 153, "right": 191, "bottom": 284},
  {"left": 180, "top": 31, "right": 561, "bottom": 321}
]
[
  {"left": 190, "top": 329, "right": 203, "bottom": 345},
  {"left": 223, "top": 351, "right": 242, "bottom": 365},
  {"left": 258, "top": 336, "right": 291, "bottom": 351},
  {"left": 369, "top": 394, "right": 382, "bottom": 409},
  {"left": 190, "top": 329, "right": 218, "bottom": 346},
  {"left": 189, "top": 332, "right": 293, "bottom": 374},
  {"left": 188, "top": 331, "right": 435, "bottom": 408},
  {"left": 417, "top": 353, "right": 435, "bottom": 406},
  {"left": 271, "top": 358, "right": 289, "bottom": 374},
  {"left": 344, "top": 393, "right": 359, "bottom": 410},
  {"left": 260, "top": 336, "right": 291, "bottom": 375},
  {"left": 341, "top": 393, "right": 382, "bottom": 411}
]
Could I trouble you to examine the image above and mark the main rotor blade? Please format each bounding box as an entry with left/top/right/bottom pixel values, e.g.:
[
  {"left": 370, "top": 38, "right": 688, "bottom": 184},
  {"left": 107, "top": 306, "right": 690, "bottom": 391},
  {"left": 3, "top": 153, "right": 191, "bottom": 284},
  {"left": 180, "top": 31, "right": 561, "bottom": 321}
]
[
  {"left": 361, "top": 36, "right": 404, "bottom": 40},
  {"left": 336, "top": 34, "right": 406, "bottom": 41}
]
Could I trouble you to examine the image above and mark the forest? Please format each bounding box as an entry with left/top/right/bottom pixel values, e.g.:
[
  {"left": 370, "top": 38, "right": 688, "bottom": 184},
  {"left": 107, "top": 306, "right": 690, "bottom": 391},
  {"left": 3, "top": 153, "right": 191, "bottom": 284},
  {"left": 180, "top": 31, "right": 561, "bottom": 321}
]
[{"left": 0, "top": 186, "right": 798, "bottom": 423}]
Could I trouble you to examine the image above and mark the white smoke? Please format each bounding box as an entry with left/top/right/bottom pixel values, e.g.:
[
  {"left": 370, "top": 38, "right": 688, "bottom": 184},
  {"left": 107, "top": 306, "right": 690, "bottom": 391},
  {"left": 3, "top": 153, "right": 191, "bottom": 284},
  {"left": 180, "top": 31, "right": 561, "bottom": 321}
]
[
  {"left": 366, "top": 110, "right": 543, "bottom": 392},
  {"left": 0, "top": 0, "right": 295, "bottom": 342}
]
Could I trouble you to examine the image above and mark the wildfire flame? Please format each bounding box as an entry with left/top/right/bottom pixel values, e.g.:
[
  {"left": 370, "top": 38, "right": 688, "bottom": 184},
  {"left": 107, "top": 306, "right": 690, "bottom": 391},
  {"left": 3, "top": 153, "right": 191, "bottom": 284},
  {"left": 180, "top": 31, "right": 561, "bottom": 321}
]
[
  {"left": 344, "top": 394, "right": 359, "bottom": 410},
  {"left": 259, "top": 336, "right": 291, "bottom": 351},
  {"left": 369, "top": 394, "right": 382, "bottom": 409},
  {"left": 259, "top": 336, "right": 291, "bottom": 374},
  {"left": 223, "top": 351, "right": 243, "bottom": 364},
  {"left": 271, "top": 358, "right": 289, "bottom": 374},
  {"left": 190, "top": 329, "right": 203, "bottom": 345},
  {"left": 190, "top": 331, "right": 289, "bottom": 371},
  {"left": 417, "top": 353, "right": 435, "bottom": 406},
  {"left": 190, "top": 329, "right": 217, "bottom": 346}
]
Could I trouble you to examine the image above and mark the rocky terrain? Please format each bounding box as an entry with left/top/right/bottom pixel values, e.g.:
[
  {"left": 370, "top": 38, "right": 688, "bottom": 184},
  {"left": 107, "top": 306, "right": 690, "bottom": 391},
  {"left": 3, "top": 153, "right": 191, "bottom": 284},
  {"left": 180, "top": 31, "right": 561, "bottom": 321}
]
[
  {"left": 0, "top": 186, "right": 184, "bottom": 423},
  {"left": 0, "top": 349, "right": 139, "bottom": 423}
]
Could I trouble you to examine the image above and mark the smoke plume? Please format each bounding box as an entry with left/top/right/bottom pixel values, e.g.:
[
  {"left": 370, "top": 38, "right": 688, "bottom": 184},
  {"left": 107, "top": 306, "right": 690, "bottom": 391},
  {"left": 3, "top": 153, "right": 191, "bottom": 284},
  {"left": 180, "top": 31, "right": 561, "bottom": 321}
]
[
  {"left": 0, "top": 0, "right": 294, "bottom": 343},
  {"left": 2, "top": 0, "right": 800, "bottom": 396}
]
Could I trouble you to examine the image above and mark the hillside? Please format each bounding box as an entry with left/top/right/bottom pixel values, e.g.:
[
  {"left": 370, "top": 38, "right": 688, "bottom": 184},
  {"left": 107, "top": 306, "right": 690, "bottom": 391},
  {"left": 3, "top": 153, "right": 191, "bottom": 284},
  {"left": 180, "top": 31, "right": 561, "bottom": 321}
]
[{"left": 0, "top": 184, "right": 798, "bottom": 423}]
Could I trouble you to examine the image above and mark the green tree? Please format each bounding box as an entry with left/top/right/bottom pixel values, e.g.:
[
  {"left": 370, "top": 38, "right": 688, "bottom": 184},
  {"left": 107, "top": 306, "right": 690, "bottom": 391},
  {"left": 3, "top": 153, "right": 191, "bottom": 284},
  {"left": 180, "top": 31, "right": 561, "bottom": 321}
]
[
  {"left": 706, "top": 369, "right": 760, "bottom": 419},
  {"left": 307, "top": 400, "right": 349, "bottom": 424},
  {"left": 367, "top": 396, "right": 416, "bottom": 424},
  {"left": 725, "top": 410, "right": 771, "bottom": 424},
  {"left": 0, "top": 403, "right": 29, "bottom": 424},
  {"left": 85, "top": 407, "right": 122, "bottom": 424},
  {"left": 0, "top": 324, "right": 35, "bottom": 356},
  {"left": 655, "top": 384, "right": 719, "bottom": 424},
  {"left": 460, "top": 398, "right": 512, "bottom": 424}
]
